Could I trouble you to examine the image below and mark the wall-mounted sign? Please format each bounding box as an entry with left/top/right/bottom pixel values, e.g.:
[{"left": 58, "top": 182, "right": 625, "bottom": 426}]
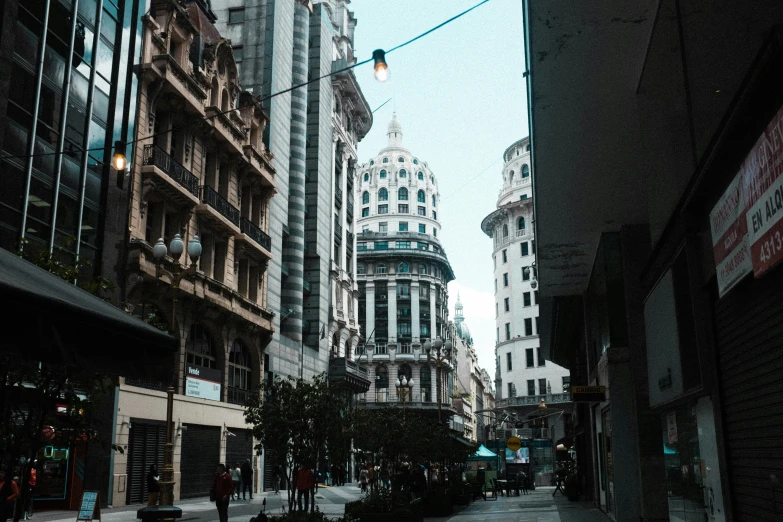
[
  {"left": 571, "top": 386, "right": 605, "bottom": 402},
  {"left": 185, "top": 365, "right": 221, "bottom": 401},
  {"left": 710, "top": 172, "right": 752, "bottom": 297},
  {"left": 666, "top": 412, "right": 678, "bottom": 445},
  {"left": 506, "top": 436, "right": 522, "bottom": 451}
]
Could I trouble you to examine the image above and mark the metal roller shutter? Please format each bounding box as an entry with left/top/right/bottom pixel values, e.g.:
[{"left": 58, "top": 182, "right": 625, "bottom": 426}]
[
  {"left": 264, "top": 449, "right": 281, "bottom": 491},
  {"left": 126, "top": 421, "right": 166, "bottom": 505},
  {"left": 713, "top": 268, "right": 783, "bottom": 520},
  {"left": 225, "top": 428, "right": 254, "bottom": 471},
  {"left": 179, "top": 425, "right": 220, "bottom": 498}
]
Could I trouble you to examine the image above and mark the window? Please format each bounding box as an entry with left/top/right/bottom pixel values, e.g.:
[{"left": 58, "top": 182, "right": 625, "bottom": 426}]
[
  {"left": 503, "top": 273, "right": 509, "bottom": 287},
  {"left": 417, "top": 190, "right": 426, "bottom": 203},
  {"left": 494, "top": 256, "right": 497, "bottom": 268},
  {"left": 522, "top": 164, "right": 530, "bottom": 178},
  {"left": 521, "top": 242, "right": 529, "bottom": 256},
  {"left": 186, "top": 323, "right": 217, "bottom": 370},
  {"left": 418, "top": 224, "right": 426, "bottom": 233},
  {"left": 397, "top": 282, "right": 410, "bottom": 296},
  {"left": 228, "top": 340, "right": 252, "bottom": 396},
  {"left": 562, "top": 376, "right": 571, "bottom": 393},
  {"left": 506, "top": 352, "right": 512, "bottom": 371},
  {"left": 398, "top": 204, "right": 409, "bottom": 213},
  {"left": 508, "top": 383, "right": 516, "bottom": 398},
  {"left": 504, "top": 298, "right": 509, "bottom": 312},
  {"left": 417, "top": 172, "right": 424, "bottom": 180},
  {"left": 524, "top": 318, "right": 533, "bottom": 336},
  {"left": 364, "top": 173, "right": 369, "bottom": 182},
  {"left": 376, "top": 365, "right": 389, "bottom": 388},
  {"left": 518, "top": 217, "right": 525, "bottom": 230},
  {"left": 527, "top": 380, "right": 536, "bottom": 396},
  {"left": 232, "top": 46, "right": 243, "bottom": 63},
  {"left": 432, "top": 195, "right": 436, "bottom": 207},
  {"left": 376, "top": 263, "right": 387, "bottom": 274},
  {"left": 362, "top": 207, "right": 369, "bottom": 217},
  {"left": 495, "top": 303, "right": 498, "bottom": 317},
  {"left": 370, "top": 160, "right": 375, "bottom": 165},
  {"left": 497, "top": 328, "right": 500, "bottom": 343},
  {"left": 503, "top": 224, "right": 509, "bottom": 238},
  {"left": 362, "top": 191, "right": 370, "bottom": 204},
  {"left": 494, "top": 279, "right": 497, "bottom": 292},
  {"left": 521, "top": 194, "right": 528, "bottom": 200},
  {"left": 380, "top": 170, "right": 387, "bottom": 178},
  {"left": 539, "top": 378, "right": 547, "bottom": 395},
  {"left": 418, "top": 206, "right": 426, "bottom": 216},
  {"left": 228, "top": 7, "right": 245, "bottom": 23},
  {"left": 421, "top": 366, "right": 431, "bottom": 401},
  {"left": 433, "top": 211, "right": 437, "bottom": 220},
  {"left": 419, "top": 264, "right": 428, "bottom": 275},
  {"left": 417, "top": 242, "right": 428, "bottom": 250},
  {"left": 522, "top": 268, "right": 530, "bottom": 281},
  {"left": 397, "top": 322, "right": 412, "bottom": 337},
  {"left": 399, "top": 222, "right": 408, "bottom": 231},
  {"left": 523, "top": 292, "right": 531, "bottom": 306},
  {"left": 375, "top": 241, "right": 388, "bottom": 250},
  {"left": 505, "top": 323, "right": 511, "bottom": 340},
  {"left": 357, "top": 263, "right": 365, "bottom": 274},
  {"left": 433, "top": 229, "right": 437, "bottom": 237},
  {"left": 399, "top": 169, "right": 407, "bottom": 178},
  {"left": 397, "top": 241, "right": 411, "bottom": 249},
  {"left": 382, "top": 158, "right": 389, "bottom": 163},
  {"left": 526, "top": 348, "right": 534, "bottom": 368},
  {"left": 414, "top": 159, "right": 419, "bottom": 165},
  {"left": 378, "top": 204, "right": 388, "bottom": 214},
  {"left": 378, "top": 188, "right": 388, "bottom": 201},
  {"left": 357, "top": 242, "right": 367, "bottom": 250},
  {"left": 379, "top": 222, "right": 388, "bottom": 233},
  {"left": 398, "top": 157, "right": 405, "bottom": 162},
  {"left": 398, "top": 187, "right": 408, "bottom": 200},
  {"left": 502, "top": 249, "right": 507, "bottom": 263},
  {"left": 537, "top": 347, "right": 545, "bottom": 366}
]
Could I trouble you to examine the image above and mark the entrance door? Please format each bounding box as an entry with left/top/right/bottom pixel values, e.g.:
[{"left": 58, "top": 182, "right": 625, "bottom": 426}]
[
  {"left": 180, "top": 424, "right": 220, "bottom": 498},
  {"left": 126, "top": 422, "right": 166, "bottom": 505}
]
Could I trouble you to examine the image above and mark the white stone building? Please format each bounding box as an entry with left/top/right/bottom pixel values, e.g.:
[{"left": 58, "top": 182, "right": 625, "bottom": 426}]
[
  {"left": 480, "top": 138, "right": 570, "bottom": 407},
  {"left": 355, "top": 115, "right": 456, "bottom": 421}
]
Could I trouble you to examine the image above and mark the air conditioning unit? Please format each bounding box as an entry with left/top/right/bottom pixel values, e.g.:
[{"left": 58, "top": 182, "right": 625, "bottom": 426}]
[{"left": 517, "top": 428, "right": 532, "bottom": 439}]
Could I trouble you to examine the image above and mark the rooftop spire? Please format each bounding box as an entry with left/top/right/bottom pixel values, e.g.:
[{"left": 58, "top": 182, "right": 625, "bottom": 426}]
[{"left": 387, "top": 113, "right": 403, "bottom": 147}]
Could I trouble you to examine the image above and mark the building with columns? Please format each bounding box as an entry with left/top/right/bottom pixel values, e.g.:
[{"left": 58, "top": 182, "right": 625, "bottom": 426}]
[
  {"left": 355, "top": 114, "right": 456, "bottom": 420},
  {"left": 480, "top": 137, "right": 570, "bottom": 407},
  {"left": 112, "top": 0, "right": 276, "bottom": 504}
]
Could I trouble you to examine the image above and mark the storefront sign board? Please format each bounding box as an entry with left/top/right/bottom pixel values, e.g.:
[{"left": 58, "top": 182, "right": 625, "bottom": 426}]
[
  {"left": 710, "top": 172, "right": 752, "bottom": 297},
  {"left": 185, "top": 365, "right": 221, "bottom": 401},
  {"left": 666, "top": 411, "right": 678, "bottom": 445},
  {"left": 77, "top": 490, "right": 100, "bottom": 521},
  {"left": 571, "top": 386, "right": 605, "bottom": 402}
]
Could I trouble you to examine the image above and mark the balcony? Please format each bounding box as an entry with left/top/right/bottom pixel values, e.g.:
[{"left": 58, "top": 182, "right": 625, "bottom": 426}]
[
  {"left": 375, "top": 343, "right": 388, "bottom": 354},
  {"left": 495, "top": 393, "right": 571, "bottom": 409},
  {"left": 347, "top": 231, "right": 354, "bottom": 245},
  {"left": 329, "top": 357, "right": 371, "bottom": 392},
  {"left": 358, "top": 390, "right": 458, "bottom": 416},
  {"left": 199, "top": 185, "right": 240, "bottom": 228},
  {"left": 148, "top": 54, "right": 207, "bottom": 114},
  {"left": 347, "top": 201, "right": 354, "bottom": 219},
  {"left": 205, "top": 106, "right": 248, "bottom": 155},
  {"left": 335, "top": 187, "right": 343, "bottom": 208},
  {"left": 238, "top": 216, "right": 272, "bottom": 257},
  {"left": 227, "top": 387, "right": 254, "bottom": 406},
  {"left": 141, "top": 144, "right": 200, "bottom": 202}
]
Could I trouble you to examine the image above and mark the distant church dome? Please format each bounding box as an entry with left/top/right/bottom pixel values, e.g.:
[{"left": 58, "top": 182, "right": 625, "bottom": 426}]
[
  {"left": 387, "top": 113, "right": 402, "bottom": 135},
  {"left": 457, "top": 321, "right": 472, "bottom": 344}
]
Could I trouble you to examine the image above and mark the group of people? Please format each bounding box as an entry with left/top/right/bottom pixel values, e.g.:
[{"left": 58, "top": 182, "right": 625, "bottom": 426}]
[
  {"left": 326, "top": 463, "right": 348, "bottom": 487},
  {"left": 0, "top": 462, "right": 37, "bottom": 522},
  {"left": 357, "top": 463, "right": 391, "bottom": 493}
]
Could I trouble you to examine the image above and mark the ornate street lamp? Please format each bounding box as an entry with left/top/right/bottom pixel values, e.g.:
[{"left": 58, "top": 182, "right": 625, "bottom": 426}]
[
  {"left": 395, "top": 375, "right": 415, "bottom": 413},
  {"left": 424, "top": 337, "right": 452, "bottom": 423}
]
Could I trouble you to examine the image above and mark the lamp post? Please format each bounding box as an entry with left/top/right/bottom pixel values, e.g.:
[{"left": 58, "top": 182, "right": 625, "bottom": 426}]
[
  {"left": 395, "top": 375, "right": 414, "bottom": 414},
  {"left": 424, "top": 337, "right": 452, "bottom": 423},
  {"left": 523, "top": 264, "right": 538, "bottom": 289},
  {"left": 151, "top": 233, "right": 201, "bottom": 507}
]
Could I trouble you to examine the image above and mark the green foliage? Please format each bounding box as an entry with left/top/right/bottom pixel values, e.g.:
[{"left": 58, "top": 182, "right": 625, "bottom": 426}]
[{"left": 267, "top": 507, "right": 343, "bottom": 522}]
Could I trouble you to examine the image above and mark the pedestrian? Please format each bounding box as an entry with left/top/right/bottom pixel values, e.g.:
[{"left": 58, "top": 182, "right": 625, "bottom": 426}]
[
  {"left": 340, "top": 464, "right": 347, "bottom": 486},
  {"left": 213, "top": 464, "right": 233, "bottom": 522},
  {"left": 367, "top": 465, "right": 375, "bottom": 492},
  {"left": 359, "top": 466, "right": 368, "bottom": 492},
  {"left": 146, "top": 464, "right": 160, "bottom": 506},
  {"left": 295, "top": 464, "right": 314, "bottom": 512},
  {"left": 272, "top": 464, "right": 281, "bottom": 494},
  {"left": 380, "top": 465, "right": 390, "bottom": 490},
  {"left": 23, "top": 462, "right": 35, "bottom": 520},
  {"left": 241, "top": 459, "right": 254, "bottom": 500},
  {"left": 230, "top": 463, "right": 241, "bottom": 500},
  {"left": 0, "top": 469, "right": 20, "bottom": 522}
]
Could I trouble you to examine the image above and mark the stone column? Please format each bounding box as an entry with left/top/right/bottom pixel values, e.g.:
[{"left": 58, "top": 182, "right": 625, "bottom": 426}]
[
  {"left": 430, "top": 285, "right": 437, "bottom": 341},
  {"left": 366, "top": 281, "right": 375, "bottom": 345},
  {"left": 411, "top": 281, "right": 420, "bottom": 345},
  {"left": 388, "top": 280, "right": 397, "bottom": 348}
]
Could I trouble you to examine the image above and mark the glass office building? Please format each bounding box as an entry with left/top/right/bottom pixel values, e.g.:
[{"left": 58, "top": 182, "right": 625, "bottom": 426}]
[{"left": 0, "top": 0, "right": 143, "bottom": 280}]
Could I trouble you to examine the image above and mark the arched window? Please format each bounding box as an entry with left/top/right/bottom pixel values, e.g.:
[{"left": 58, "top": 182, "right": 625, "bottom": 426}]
[
  {"left": 399, "top": 169, "right": 407, "bottom": 178},
  {"left": 228, "top": 340, "right": 252, "bottom": 401},
  {"left": 413, "top": 159, "right": 419, "bottom": 165},
  {"left": 378, "top": 188, "right": 388, "bottom": 201},
  {"left": 432, "top": 195, "right": 436, "bottom": 207},
  {"left": 398, "top": 187, "right": 408, "bottom": 201},
  {"left": 419, "top": 264, "right": 428, "bottom": 275},
  {"left": 211, "top": 77, "right": 220, "bottom": 106},
  {"left": 509, "top": 170, "right": 515, "bottom": 184},
  {"left": 417, "top": 190, "right": 426, "bottom": 203},
  {"left": 362, "top": 191, "right": 370, "bottom": 204},
  {"left": 503, "top": 224, "right": 509, "bottom": 238},
  {"left": 522, "top": 164, "right": 530, "bottom": 178},
  {"left": 398, "top": 364, "right": 412, "bottom": 381},
  {"left": 221, "top": 89, "right": 230, "bottom": 111},
  {"left": 398, "top": 157, "right": 405, "bottom": 162},
  {"left": 398, "top": 262, "right": 409, "bottom": 273},
  {"left": 376, "top": 365, "right": 389, "bottom": 388},
  {"left": 420, "top": 366, "right": 432, "bottom": 401},
  {"left": 380, "top": 170, "right": 387, "bottom": 179},
  {"left": 364, "top": 173, "right": 369, "bottom": 182},
  {"left": 430, "top": 175, "right": 435, "bottom": 185},
  {"left": 382, "top": 157, "right": 389, "bottom": 163},
  {"left": 370, "top": 160, "right": 374, "bottom": 165},
  {"left": 417, "top": 172, "right": 424, "bottom": 180},
  {"left": 186, "top": 323, "right": 217, "bottom": 370},
  {"left": 518, "top": 217, "right": 525, "bottom": 230}
]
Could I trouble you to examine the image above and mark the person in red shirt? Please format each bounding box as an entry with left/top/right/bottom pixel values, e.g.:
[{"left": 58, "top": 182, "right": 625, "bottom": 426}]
[
  {"left": 0, "top": 469, "right": 20, "bottom": 522},
  {"left": 213, "top": 464, "right": 233, "bottom": 522},
  {"left": 295, "top": 464, "right": 314, "bottom": 512}
]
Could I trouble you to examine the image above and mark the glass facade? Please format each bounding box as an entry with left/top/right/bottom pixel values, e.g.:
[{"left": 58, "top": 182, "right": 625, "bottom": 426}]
[{"left": 0, "top": 0, "right": 142, "bottom": 275}]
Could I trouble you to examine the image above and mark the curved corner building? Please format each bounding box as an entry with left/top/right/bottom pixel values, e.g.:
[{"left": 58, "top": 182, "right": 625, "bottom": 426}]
[{"left": 355, "top": 114, "right": 456, "bottom": 419}]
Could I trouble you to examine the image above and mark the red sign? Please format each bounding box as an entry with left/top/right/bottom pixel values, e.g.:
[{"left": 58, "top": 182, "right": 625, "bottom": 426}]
[
  {"left": 710, "top": 173, "right": 752, "bottom": 296},
  {"left": 742, "top": 104, "right": 783, "bottom": 276}
]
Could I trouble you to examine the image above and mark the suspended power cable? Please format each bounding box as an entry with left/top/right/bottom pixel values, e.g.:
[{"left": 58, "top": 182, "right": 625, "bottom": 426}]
[
  {"left": 1, "top": 0, "right": 492, "bottom": 163},
  {"left": 442, "top": 157, "right": 503, "bottom": 200},
  {"left": 372, "top": 98, "right": 393, "bottom": 114}
]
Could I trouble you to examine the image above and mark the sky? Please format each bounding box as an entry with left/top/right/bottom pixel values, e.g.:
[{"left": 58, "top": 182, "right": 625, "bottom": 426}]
[{"left": 349, "top": 0, "right": 529, "bottom": 375}]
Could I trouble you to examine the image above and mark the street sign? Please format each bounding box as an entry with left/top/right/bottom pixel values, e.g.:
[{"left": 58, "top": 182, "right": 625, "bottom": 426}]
[
  {"left": 571, "top": 386, "right": 606, "bottom": 402},
  {"left": 507, "top": 436, "right": 522, "bottom": 451}
]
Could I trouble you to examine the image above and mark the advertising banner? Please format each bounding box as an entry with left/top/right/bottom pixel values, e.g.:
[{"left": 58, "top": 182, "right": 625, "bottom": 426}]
[
  {"left": 709, "top": 172, "right": 752, "bottom": 297},
  {"left": 185, "top": 365, "right": 221, "bottom": 401}
]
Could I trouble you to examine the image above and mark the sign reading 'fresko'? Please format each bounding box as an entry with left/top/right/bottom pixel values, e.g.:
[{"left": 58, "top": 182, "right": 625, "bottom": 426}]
[{"left": 710, "top": 103, "right": 783, "bottom": 296}]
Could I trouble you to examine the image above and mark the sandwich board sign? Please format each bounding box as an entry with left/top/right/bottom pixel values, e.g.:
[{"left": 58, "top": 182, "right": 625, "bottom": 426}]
[{"left": 77, "top": 491, "right": 100, "bottom": 521}]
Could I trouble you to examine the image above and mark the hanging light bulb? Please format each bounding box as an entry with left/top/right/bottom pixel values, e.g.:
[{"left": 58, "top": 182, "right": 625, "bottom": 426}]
[
  {"left": 372, "top": 49, "right": 389, "bottom": 82},
  {"left": 111, "top": 141, "right": 127, "bottom": 171}
]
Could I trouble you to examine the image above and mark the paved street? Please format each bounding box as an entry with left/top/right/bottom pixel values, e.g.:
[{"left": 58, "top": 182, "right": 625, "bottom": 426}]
[{"left": 29, "top": 486, "right": 608, "bottom": 522}]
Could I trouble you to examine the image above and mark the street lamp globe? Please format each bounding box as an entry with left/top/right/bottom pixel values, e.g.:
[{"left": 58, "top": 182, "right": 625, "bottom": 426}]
[
  {"left": 432, "top": 338, "right": 443, "bottom": 350},
  {"left": 444, "top": 340, "right": 453, "bottom": 355},
  {"left": 423, "top": 340, "right": 432, "bottom": 354},
  {"left": 408, "top": 378, "right": 415, "bottom": 388},
  {"left": 153, "top": 238, "right": 168, "bottom": 261},
  {"left": 169, "top": 233, "right": 185, "bottom": 259},
  {"left": 188, "top": 235, "right": 202, "bottom": 261}
]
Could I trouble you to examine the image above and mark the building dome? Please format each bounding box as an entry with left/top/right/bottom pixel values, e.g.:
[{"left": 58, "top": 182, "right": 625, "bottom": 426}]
[
  {"left": 386, "top": 113, "right": 403, "bottom": 148},
  {"left": 456, "top": 321, "right": 473, "bottom": 344}
]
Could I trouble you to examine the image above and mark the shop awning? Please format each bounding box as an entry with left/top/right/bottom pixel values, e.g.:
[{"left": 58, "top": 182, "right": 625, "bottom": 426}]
[
  {"left": 0, "top": 247, "right": 177, "bottom": 378},
  {"left": 468, "top": 445, "right": 499, "bottom": 460}
]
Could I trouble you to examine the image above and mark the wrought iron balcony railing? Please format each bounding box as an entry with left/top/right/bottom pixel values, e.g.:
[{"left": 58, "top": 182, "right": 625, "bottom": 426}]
[
  {"left": 200, "top": 185, "right": 240, "bottom": 226},
  {"left": 227, "top": 387, "right": 253, "bottom": 406},
  {"left": 143, "top": 144, "right": 200, "bottom": 197},
  {"left": 240, "top": 217, "right": 271, "bottom": 251}
]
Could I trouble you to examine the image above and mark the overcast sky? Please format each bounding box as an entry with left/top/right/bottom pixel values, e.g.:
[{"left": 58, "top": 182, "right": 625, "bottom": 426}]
[{"left": 350, "top": 0, "right": 529, "bottom": 376}]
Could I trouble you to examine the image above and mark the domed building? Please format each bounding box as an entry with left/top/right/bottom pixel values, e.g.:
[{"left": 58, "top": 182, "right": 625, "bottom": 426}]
[{"left": 355, "top": 114, "right": 456, "bottom": 420}]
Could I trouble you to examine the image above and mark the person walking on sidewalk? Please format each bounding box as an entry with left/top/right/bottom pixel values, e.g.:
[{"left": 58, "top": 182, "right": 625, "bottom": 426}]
[
  {"left": 230, "top": 464, "right": 242, "bottom": 500},
  {"left": 146, "top": 465, "right": 160, "bottom": 506},
  {"left": 213, "top": 464, "right": 233, "bottom": 522},
  {"left": 241, "top": 459, "right": 254, "bottom": 500},
  {"left": 23, "top": 463, "right": 35, "bottom": 520},
  {"left": 0, "top": 469, "right": 20, "bottom": 522},
  {"left": 295, "top": 464, "right": 314, "bottom": 512}
]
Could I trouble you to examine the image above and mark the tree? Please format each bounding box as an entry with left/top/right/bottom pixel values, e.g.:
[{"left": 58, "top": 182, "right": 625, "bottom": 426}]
[{"left": 245, "top": 373, "right": 350, "bottom": 512}]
